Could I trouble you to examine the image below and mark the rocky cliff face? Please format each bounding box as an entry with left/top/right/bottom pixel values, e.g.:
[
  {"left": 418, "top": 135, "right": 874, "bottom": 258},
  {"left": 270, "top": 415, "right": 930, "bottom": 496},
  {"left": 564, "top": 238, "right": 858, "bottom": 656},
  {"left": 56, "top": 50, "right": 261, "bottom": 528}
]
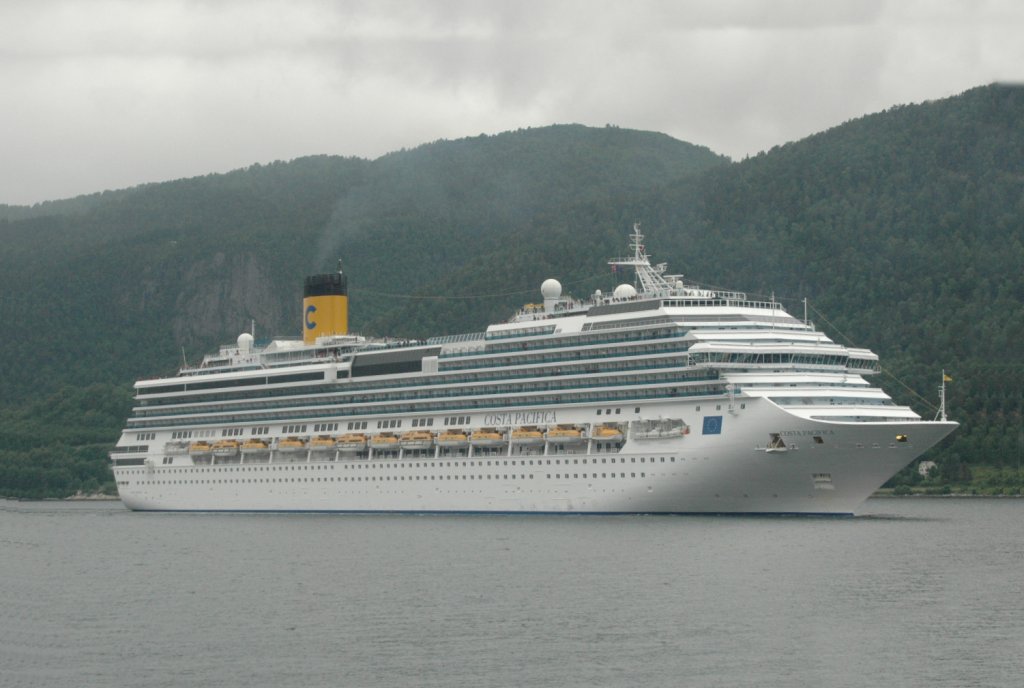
[{"left": 171, "top": 252, "right": 293, "bottom": 346}]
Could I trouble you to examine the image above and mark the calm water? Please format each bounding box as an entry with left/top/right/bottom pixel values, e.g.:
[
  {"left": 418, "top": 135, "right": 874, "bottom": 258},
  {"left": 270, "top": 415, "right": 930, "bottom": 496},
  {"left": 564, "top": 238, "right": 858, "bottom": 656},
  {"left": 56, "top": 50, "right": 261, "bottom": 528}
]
[{"left": 2, "top": 498, "right": 1022, "bottom": 688}]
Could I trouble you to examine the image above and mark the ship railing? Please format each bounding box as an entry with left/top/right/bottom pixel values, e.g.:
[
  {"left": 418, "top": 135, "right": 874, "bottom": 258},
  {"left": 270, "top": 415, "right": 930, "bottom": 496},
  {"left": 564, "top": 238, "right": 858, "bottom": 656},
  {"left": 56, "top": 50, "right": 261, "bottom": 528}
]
[
  {"left": 342, "top": 358, "right": 695, "bottom": 392},
  {"left": 427, "top": 332, "right": 486, "bottom": 345},
  {"left": 657, "top": 295, "right": 779, "bottom": 309},
  {"left": 132, "top": 374, "right": 724, "bottom": 421},
  {"left": 134, "top": 365, "right": 716, "bottom": 415},
  {"left": 143, "top": 352, "right": 699, "bottom": 405},
  {"left": 485, "top": 325, "right": 558, "bottom": 340},
  {"left": 440, "top": 341, "right": 688, "bottom": 368},
  {"left": 110, "top": 445, "right": 150, "bottom": 455},
  {"left": 126, "top": 383, "right": 733, "bottom": 430},
  {"left": 132, "top": 367, "right": 720, "bottom": 421},
  {"left": 443, "top": 327, "right": 686, "bottom": 357},
  {"left": 440, "top": 329, "right": 687, "bottom": 359}
]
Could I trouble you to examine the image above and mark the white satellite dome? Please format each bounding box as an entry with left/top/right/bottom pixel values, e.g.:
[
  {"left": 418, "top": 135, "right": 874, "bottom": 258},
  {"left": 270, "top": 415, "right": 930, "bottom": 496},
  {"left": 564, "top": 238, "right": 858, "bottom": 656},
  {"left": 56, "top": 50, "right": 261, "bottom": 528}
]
[
  {"left": 613, "top": 283, "right": 638, "bottom": 299},
  {"left": 541, "top": 278, "right": 562, "bottom": 299},
  {"left": 237, "top": 332, "right": 254, "bottom": 352}
]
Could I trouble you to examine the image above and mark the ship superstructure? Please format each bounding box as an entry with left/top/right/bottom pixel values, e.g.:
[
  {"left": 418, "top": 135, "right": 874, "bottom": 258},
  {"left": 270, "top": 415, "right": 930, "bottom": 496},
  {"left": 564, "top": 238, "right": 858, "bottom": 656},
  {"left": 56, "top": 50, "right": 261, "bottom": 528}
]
[{"left": 110, "top": 225, "right": 956, "bottom": 514}]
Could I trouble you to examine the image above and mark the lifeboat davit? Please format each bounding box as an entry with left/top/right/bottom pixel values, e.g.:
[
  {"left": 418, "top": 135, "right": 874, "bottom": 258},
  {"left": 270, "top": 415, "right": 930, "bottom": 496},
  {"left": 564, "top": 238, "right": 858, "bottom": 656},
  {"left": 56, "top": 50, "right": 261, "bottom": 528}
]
[
  {"left": 336, "top": 433, "right": 368, "bottom": 453},
  {"left": 369, "top": 432, "right": 400, "bottom": 451},
  {"left": 510, "top": 426, "right": 544, "bottom": 447},
  {"left": 400, "top": 430, "right": 435, "bottom": 451},
  {"left": 188, "top": 441, "right": 213, "bottom": 457},
  {"left": 546, "top": 424, "right": 585, "bottom": 444},
  {"left": 437, "top": 429, "right": 469, "bottom": 448},
  {"left": 310, "top": 435, "right": 337, "bottom": 452},
  {"left": 212, "top": 439, "right": 240, "bottom": 457},
  {"left": 593, "top": 424, "right": 624, "bottom": 442},
  {"left": 277, "top": 436, "right": 307, "bottom": 453},
  {"left": 240, "top": 439, "right": 270, "bottom": 455},
  {"left": 470, "top": 427, "right": 506, "bottom": 448}
]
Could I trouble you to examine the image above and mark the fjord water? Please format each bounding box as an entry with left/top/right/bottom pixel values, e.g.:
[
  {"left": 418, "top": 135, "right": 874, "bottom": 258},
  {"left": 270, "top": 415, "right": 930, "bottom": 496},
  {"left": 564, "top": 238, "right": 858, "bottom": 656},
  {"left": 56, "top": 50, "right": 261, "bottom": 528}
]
[{"left": 2, "top": 499, "right": 1021, "bottom": 688}]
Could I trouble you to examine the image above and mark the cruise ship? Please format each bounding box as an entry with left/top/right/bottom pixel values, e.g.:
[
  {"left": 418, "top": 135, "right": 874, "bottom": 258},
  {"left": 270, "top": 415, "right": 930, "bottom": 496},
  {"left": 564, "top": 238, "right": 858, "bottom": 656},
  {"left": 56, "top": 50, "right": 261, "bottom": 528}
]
[{"left": 110, "top": 225, "right": 957, "bottom": 514}]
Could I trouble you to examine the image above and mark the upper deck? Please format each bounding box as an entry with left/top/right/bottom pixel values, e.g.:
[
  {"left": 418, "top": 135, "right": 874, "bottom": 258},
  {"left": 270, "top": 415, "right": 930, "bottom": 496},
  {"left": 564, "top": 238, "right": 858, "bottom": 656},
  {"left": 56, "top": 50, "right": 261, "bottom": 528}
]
[{"left": 134, "top": 223, "right": 876, "bottom": 401}]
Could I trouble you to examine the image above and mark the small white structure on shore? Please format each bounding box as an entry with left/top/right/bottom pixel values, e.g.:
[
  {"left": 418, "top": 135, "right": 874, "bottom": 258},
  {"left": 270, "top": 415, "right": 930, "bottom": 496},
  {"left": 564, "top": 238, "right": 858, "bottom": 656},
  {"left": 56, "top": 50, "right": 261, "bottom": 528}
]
[{"left": 918, "top": 460, "right": 938, "bottom": 478}]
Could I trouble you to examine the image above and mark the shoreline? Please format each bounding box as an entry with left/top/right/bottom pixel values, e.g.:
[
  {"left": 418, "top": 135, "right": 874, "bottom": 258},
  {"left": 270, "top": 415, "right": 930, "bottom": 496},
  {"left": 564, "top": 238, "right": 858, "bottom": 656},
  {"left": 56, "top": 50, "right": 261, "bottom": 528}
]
[
  {"left": 871, "top": 492, "right": 1023, "bottom": 499},
  {"left": 63, "top": 492, "right": 121, "bottom": 501},
  {"left": 63, "top": 489, "right": 1023, "bottom": 502},
  {"left": 55, "top": 493, "right": 1022, "bottom": 503},
  {"left": 3, "top": 493, "right": 1020, "bottom": 505}
]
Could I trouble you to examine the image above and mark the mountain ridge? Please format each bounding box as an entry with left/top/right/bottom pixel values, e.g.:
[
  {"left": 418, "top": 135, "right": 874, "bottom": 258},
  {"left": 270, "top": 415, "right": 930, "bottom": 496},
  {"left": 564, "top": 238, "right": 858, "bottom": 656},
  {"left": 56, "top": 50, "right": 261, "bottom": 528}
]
[{"left": 1, "top": 84, "right": 1021, "bottom": 497}]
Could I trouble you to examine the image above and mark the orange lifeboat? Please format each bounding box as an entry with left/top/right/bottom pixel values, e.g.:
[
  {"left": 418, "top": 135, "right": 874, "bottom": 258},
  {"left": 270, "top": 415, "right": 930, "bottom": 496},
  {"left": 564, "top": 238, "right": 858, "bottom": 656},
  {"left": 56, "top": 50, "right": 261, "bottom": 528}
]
[
  {"left": 470, "top": 427, "right": 506, "bottom": 448},
  {"left": 510, "top": 426, "right": 544, "bottom": 447}
]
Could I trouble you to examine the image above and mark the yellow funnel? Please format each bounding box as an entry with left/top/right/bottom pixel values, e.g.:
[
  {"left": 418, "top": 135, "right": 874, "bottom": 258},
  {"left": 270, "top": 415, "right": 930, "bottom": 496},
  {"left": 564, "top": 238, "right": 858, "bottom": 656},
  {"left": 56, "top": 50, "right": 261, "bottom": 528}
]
[{"left": 303, "top": 269, "right": 348, "bottom": 344}]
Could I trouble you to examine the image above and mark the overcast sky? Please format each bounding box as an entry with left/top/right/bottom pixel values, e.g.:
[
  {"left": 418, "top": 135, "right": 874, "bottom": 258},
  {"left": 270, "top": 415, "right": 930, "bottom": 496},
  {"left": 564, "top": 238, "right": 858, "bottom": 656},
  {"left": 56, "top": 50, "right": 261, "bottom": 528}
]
[{"left": 1, "top": 0, "right": 1021, "bottom": 206}]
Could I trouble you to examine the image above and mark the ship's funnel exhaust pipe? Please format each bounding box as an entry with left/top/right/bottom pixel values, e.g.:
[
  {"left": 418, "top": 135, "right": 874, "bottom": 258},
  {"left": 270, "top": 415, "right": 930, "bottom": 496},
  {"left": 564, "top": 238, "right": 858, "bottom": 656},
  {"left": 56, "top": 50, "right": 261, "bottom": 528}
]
[{"left": 303, "top": 261, "right": 348, "bottom": 344}]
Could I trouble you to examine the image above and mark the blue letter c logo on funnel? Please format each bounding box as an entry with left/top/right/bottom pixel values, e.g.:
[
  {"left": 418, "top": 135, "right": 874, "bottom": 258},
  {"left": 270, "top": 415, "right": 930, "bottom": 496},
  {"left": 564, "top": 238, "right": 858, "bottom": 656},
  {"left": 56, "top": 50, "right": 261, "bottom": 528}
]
[{"left": 305, "top": 304, "right": 317, "bottom": 330}]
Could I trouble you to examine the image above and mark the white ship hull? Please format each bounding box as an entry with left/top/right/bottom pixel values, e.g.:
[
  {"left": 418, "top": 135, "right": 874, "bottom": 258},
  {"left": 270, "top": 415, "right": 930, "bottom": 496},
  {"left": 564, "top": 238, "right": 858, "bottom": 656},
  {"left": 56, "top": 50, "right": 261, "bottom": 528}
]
[
  {"left": 111, "top": 226, "right": 958, "bottom": 516},
  {"left": 114, "top": 400, "right": 956, "bottom": 515}
]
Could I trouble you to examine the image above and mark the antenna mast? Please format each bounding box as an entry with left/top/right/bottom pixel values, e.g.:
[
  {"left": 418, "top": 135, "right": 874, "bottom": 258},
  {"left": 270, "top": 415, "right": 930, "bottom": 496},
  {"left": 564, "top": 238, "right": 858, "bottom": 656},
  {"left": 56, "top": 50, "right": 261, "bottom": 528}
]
[
  {"left": 607, "top": 223, "right": 674, "bottom": 294},
  {"left": 935, "top": 370, "right": 950, "bottom": 421}
]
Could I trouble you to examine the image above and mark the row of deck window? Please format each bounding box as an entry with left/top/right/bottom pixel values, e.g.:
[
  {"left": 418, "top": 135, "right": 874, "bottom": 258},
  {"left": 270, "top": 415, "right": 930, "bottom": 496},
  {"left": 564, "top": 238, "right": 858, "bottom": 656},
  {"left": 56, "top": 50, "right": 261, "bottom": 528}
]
[
  {"left": 120, "top": 456, "right": 680, "bottom": 475},
  {"left": 127, "top": 385, "right": 723, "bottom": 430},
  {"left": 134, "top": 368, "right": 713, "bottom": 420},
  {"left": 121, "top": 471, "right": 649, "bottom": 486}
]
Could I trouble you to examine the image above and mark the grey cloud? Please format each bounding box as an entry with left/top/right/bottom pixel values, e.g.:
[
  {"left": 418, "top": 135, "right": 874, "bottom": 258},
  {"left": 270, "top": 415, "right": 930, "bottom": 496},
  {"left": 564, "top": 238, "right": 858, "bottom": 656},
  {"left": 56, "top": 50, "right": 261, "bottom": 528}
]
[{"left": 1, "top": 0, "right": 1022, "bottom": 205}]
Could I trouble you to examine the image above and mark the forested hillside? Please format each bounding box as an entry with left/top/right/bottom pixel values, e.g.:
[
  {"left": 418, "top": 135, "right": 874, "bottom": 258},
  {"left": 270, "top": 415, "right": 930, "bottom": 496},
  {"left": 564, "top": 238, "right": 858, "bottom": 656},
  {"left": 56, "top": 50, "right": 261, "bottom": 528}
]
[
  {"left": 681, "top": 84, "right": 1024, "bottom": 485},
  {"left": 369, "top": 85, "right": 1024, "bottom": 489},
  {"left": 0, "top": 126, "right": 725, "bottom": 497},
  {"left": 1, "top": 85, "right": 1021, "bottom": 498}
]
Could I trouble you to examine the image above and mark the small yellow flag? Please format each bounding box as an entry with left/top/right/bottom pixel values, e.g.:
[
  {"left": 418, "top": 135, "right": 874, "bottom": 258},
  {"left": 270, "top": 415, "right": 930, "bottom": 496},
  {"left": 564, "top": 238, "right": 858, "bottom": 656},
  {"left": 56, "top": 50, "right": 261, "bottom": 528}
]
[{"left": 943, "top": 374, "right": 953, "bottom": 382}]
